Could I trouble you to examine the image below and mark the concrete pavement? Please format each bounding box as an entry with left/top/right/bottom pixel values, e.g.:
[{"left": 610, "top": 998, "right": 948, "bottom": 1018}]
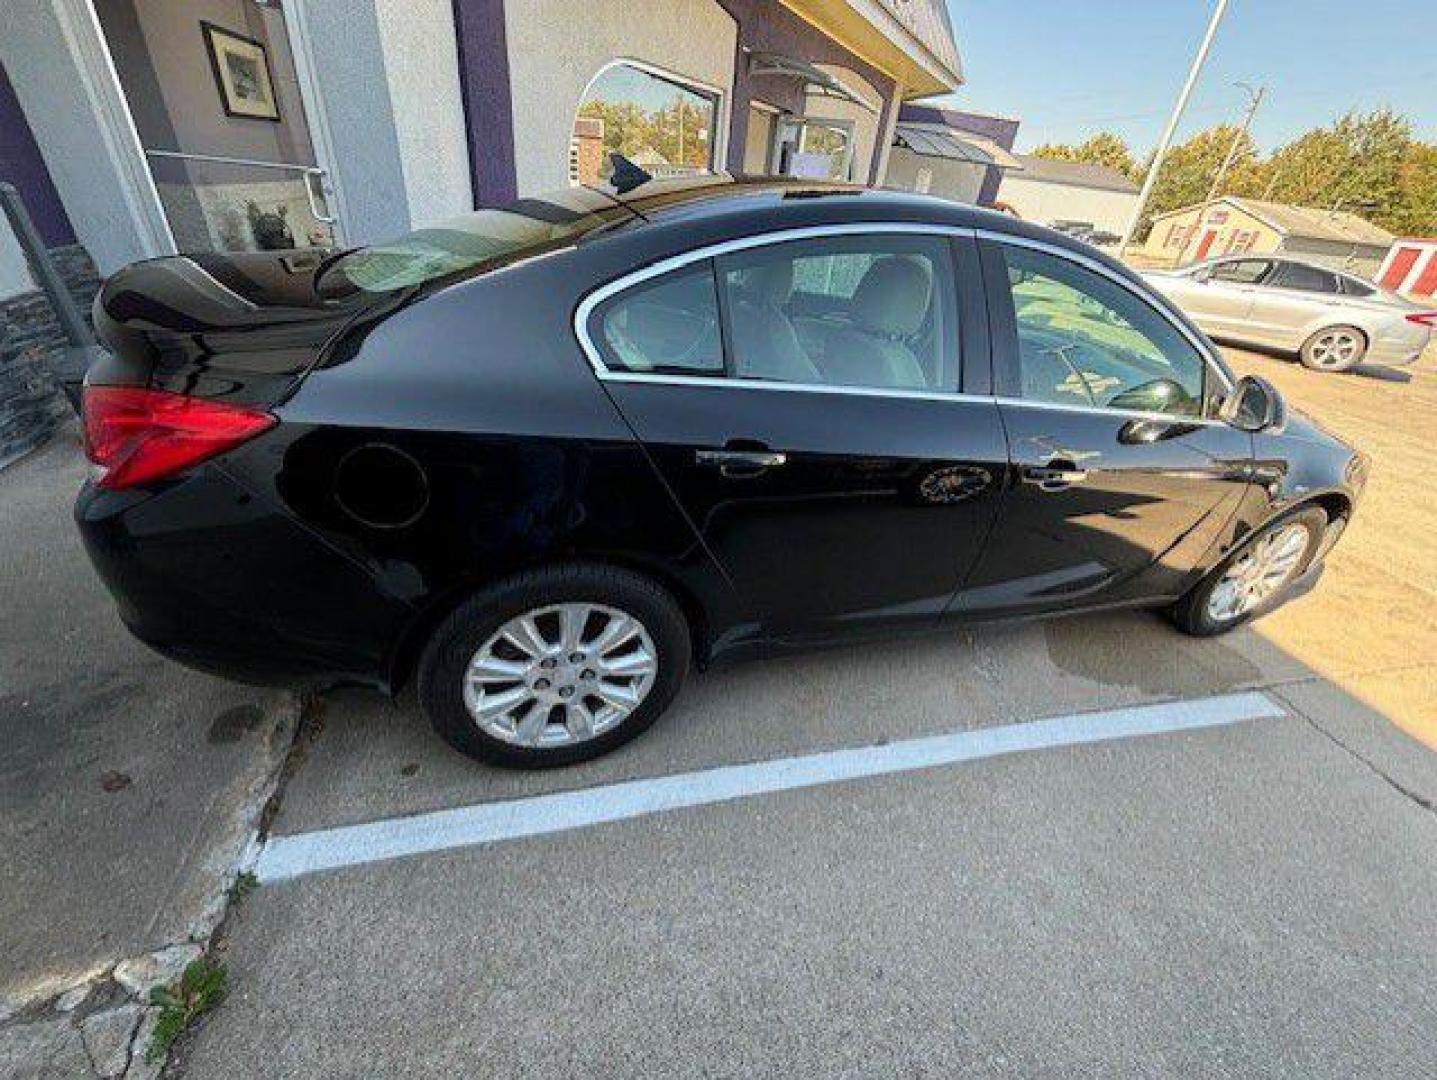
[
  {"left": 188, "top": 683, "right": 1437, "bottom": 1078},
  {"left": 0, "top": 426, "right": 298, "bottom": 1010}
]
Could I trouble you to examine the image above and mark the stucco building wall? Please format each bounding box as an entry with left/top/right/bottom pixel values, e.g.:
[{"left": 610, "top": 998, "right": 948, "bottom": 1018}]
[
  {"left": 504, "top": 0, "right": 738, "bottom": 195},
  {"left": 883, "top": 146, "right": 984, "bottom": 203},
  {"left": 299, "top": 0, "right": 471, "bottom": 242},
  {"left": 0, "top": 2, "right": 164, "bottom": 273},
  {"left": 372, "top": 0, "right": 472, "bottom": 230},
  {"left": 999, "top": 174, "right": 1137, "bottom": 233}
]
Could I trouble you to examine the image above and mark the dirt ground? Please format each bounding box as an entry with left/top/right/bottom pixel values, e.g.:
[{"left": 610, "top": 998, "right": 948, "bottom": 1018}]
[{"left": 1217, "top": 341, "right": 1437, "bottom": 748}]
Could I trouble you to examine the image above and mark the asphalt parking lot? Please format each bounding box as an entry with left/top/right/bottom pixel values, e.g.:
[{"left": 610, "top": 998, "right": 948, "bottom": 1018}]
[{"left": 160, "top": 345, "right": 1437, "bottom": 1077}]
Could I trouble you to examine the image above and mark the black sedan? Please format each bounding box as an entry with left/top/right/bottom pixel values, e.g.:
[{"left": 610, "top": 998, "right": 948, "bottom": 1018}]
[{"left": 77, "top": 175, "right": 1366, "bottom": 767}]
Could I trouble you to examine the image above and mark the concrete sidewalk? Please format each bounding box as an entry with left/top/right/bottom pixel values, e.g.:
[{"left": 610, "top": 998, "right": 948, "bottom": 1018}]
[{"left": 0, "top": 427, "right": 298, "bottom": 1071}]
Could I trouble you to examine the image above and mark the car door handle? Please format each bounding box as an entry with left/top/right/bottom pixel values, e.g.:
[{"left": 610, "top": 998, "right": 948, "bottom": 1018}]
[
  {"left": 695, "top": 448, "right": 787, "bottom": 477},
  {"left": 1021, "top": 460, "right": 1089, "bottom": 491}
]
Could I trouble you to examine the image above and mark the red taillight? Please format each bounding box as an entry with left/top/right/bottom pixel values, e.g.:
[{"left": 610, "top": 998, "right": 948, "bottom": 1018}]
[
  {"left": 1406, "top": 312, "right": 1437, "bottom": 328},
  {"left": 82, "top": 386, "right": 276, "bottom": 491}
]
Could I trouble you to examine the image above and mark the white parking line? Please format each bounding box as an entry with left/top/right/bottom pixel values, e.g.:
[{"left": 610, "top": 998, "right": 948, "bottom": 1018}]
[{"left": 255, "top": 690, "right": 1284, "bottom": 883}]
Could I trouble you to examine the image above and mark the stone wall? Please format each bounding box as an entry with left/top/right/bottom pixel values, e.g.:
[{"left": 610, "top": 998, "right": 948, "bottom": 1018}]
[{"left": 0, "top": 245, "right": 101, "bottom": 470}]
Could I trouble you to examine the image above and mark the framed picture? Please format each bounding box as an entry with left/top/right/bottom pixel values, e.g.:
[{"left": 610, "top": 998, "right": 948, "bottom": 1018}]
[{"left": 201, "top": 21, "right": 280, "bottom": 121}]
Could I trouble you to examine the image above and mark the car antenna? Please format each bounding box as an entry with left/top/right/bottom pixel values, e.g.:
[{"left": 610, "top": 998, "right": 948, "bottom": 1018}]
[{"left": 608, "top": 153, "right": 653, "bottom": 196}]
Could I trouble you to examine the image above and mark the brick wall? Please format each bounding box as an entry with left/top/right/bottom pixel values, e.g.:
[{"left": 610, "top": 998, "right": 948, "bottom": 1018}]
[{"left": 0, "top": 244, "right": 101, "bottom": 469}]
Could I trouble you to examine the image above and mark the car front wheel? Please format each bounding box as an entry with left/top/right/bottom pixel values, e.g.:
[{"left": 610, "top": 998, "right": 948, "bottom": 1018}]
[
  {"left": 417, "top": 564, "right": 690, "bottom": 767},
  {"left": 1170, "top": 506, "right": 1327, "bottom": 636}
]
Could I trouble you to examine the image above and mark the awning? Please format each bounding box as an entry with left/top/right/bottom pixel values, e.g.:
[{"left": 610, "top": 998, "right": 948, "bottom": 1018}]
[
  {"left": 746, "top": 51, "right": 879, "bottom": 113},
  {"left": 893, "top": 122, "right": 1023, "bottom": 170}
]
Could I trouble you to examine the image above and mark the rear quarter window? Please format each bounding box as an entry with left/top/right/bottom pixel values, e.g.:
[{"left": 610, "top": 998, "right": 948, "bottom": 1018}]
[{"left": 592, "top": 264, "right": 724, "bottom": 376}]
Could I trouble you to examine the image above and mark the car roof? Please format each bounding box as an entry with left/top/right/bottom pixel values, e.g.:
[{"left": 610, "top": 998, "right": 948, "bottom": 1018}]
[
  {"left": 1201, "top": 253, "right": 1378, "bottom": 282},
  {"left": 577, "top": 171, "right": 1098, "bottom": 261},
  {"left": 375, "top": 172, "right": 1154, "bottom": 307}
]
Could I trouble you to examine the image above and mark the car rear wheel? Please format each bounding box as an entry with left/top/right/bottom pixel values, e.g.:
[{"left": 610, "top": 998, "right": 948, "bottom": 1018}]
[
  {"left": 1169, "top": 507, "right": 1326, "bottom": 636},
  {"left": 417, "top": 564, "right": 690, "bottom": 767},
  {"left": 1300, "top": 325, "right": 1367, "bottom": 372}
]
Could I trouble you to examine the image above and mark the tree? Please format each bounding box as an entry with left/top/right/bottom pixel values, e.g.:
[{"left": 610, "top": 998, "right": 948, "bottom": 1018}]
[
  {"left": 1031, "top": 133, "right": 1139, "bottom": 180},
  {"left": 1041, "top": 108, "right": 1435, "bottom": 239},
  {"left": 1139, "top": 124, "right": 1259, "bottom": 221},
  {"left": 1390, "top": 141, "right": 1437, "bottom": 236},
  {"left": 1258, "top": 109, "right": 1415, "bottom": 232}
]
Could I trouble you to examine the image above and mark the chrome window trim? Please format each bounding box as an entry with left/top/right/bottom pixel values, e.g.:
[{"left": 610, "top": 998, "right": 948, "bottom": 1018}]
[
  {"left": 595, "top": 369, "right": 975, "bottom": 404},
  {"left": 592, "top": 370, "right": 1227, "bottom": 427},
  {"left": 991, "top": 395, "right": 1226, "bottom": 427},
  {"left": 573, "top": 222, "right": 974, "bottom": 381},
  {"left": 972, "top": 228, "right": 1235, "bottom": 394},
  {"left": 570, "top": 220, "right": 1234, "bottom": 424}
]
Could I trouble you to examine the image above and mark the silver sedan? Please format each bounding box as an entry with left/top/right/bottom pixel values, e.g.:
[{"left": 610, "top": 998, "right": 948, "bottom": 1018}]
[{"left": 1144, "top": 256, "right": 1434, "bottom": 372}]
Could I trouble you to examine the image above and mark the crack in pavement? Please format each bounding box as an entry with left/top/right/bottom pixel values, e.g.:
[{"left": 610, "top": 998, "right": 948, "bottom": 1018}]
[{"left": 1275, "top": 685, "right": 1437, "bottom": 816}]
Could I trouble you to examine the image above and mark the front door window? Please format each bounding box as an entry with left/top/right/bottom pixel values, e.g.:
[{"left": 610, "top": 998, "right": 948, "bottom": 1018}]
[
  {"left": 95, "top": 0, "right": 334, "bottom": 253},
  {"left": 1003, "top": 244, "right": 1208, "bottom": 417}
]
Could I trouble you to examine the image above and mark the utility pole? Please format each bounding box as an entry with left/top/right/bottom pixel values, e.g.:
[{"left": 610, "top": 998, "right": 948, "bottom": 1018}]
[
  {"left": 1118, "top": 0, "right": 1232, "bottom": 255},
  {"left": 1206, "top": 83, "right": 1265, "bottom": 202},
  {"left": 1168, "top": 81, "right": 1264, "bottom": 267},
  {"left": 1261, "top": 162, "right": 1283, "bottom": 200}
]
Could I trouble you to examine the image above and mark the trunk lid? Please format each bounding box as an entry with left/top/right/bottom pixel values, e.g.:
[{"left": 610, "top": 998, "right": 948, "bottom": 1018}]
[{"left": 90, "top": 248, "right": 378, "bottom": 407}]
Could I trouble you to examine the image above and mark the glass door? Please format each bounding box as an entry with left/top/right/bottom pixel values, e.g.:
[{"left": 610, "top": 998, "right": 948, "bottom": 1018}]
[
  {"left": 94, "top": 0, "right": 336, "bottom": 253},
  {"left": 773, "top": 118, "right": 855, "bottom": 181}
]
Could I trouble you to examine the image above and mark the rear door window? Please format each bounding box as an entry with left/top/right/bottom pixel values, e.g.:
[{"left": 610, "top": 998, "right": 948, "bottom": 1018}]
[
  {"left": 1270, "top": 262, "right": 1340, "bottom": 294},
  {"left": 717, "top": 234, "right": 959, "bottom": 392}
]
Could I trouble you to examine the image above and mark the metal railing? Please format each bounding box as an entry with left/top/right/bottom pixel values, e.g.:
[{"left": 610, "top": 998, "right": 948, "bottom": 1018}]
[
  {"left": 144, "top": 149, "right": 334, "bottom": 225},
  {"left": 0, "top": 181, "right": 96, "bottom": 419}
]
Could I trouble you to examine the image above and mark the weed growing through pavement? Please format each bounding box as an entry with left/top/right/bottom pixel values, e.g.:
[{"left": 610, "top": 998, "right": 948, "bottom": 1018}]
[
  {"left": 147, "top": 959, "right": 228, "bottom": 1063},
  {"left": 227, "top": 871, "right": 258, "bottom": 904}
]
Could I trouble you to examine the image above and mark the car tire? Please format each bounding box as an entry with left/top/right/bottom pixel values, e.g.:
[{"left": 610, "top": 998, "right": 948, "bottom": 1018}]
[
  {"left": 416, "top": 563, "right": 691, "bottom": 768},
  {"left": 1299, "top": 325, "right": 1367, "bottom": 372},
  {"left": 1169, "top": 506, "right": 1327, "bottom": 637}
]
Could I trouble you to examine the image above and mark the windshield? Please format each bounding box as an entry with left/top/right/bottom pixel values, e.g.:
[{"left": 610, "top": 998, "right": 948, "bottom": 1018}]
[{"left": 316, "top": 188, "right": 631, "bottom": 297}]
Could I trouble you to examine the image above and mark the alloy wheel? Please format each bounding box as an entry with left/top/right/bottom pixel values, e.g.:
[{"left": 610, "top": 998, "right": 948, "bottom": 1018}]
[
  {"left": 1308, "top": 329, "right": 1362, "bottom": 369},
  {"left": 462, "top": 603, "right": 658, "bottom": 747},
  {"left": 1205, "top": 523, "right": 1309, "bottom": 623}
]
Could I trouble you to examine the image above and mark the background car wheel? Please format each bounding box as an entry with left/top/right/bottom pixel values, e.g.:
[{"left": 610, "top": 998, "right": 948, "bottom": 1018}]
[
  {"left": 1300, "top": 325, "right": 1367, "bottom": 372},
  {"left": 1170, "top": 506, "right": 1327, "bottom": 637},
  {"left": 417, "top": 564, "right": 690, "bottom": 767}
]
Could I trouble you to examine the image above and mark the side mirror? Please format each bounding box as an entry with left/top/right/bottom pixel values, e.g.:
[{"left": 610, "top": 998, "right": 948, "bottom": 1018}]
[{"left": 1219, "top": 375, "right": 1286, "bottom": 433}]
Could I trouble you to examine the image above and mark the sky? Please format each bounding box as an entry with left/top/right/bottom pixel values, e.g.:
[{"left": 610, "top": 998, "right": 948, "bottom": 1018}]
[{"left": 936, "top": 0, "right": 1436, "bottom": 155}]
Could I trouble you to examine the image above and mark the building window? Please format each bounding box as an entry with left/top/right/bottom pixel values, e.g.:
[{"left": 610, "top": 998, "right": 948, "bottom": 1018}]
[
  {"left": 743, "top": 103, "right": 778, "bottom": 173},
  {"left": 571, "top": 63, "right": 718, "bottom": 187},
  {"left": 773, "top": 117, "right": 855, "bottom": 180}
]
